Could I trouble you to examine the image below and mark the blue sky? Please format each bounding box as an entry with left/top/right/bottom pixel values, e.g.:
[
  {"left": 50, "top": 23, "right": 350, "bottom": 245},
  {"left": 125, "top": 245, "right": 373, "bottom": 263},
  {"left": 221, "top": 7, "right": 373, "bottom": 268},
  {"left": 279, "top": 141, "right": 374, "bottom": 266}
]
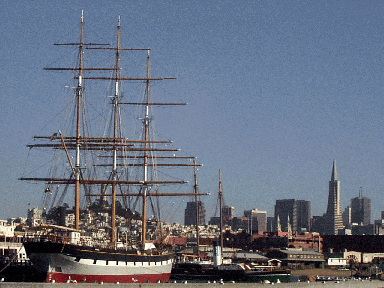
[{"left": 1, "top": 1, "right": 384, "bottom": 225}]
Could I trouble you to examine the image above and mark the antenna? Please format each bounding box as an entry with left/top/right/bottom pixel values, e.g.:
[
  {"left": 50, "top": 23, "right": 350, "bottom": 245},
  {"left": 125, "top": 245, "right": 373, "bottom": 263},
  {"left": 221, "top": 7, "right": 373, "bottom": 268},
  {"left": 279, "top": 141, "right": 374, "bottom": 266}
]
[{"left": 81, "top": 10, "right": 84, "bottom": 23}]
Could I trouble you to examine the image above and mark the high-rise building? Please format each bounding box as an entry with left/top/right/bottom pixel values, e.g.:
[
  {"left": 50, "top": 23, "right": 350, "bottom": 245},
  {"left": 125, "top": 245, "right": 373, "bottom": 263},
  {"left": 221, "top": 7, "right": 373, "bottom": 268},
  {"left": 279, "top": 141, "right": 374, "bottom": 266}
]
[
  {"left": 323, "top": 160, "right": 344, "bottom": 235},
  {"left": 244, "top": 209, "right": 267, "bottom": 233},
  {"left": 351, "top": 190, "right": 371, "bottom": 226},
  {"left": 297, "top": 200, "right": 311, "bottom": 232},
  {"left": 342, "top": 206, "right": 352, "bottom": 228},
  {"left": 267, "top": 216, "right": 274, "bottom": 232},
  {"left": 274, "top": 199, "right": 297, "bottom": 233},
  {"left": 184, "top": 201, "right": 206, "bottom": 226},
  {"left": 274, "top": 199, "right": 311, "bottom": 233},
  {"left": 222, "top": 205, "right": 235, "bottom": 220},
  {"left": 208, "top": 205, "right": 234, "bottom": 226},
  {"left": 27, "top": 207, "right": 43, "bottom": 227}
]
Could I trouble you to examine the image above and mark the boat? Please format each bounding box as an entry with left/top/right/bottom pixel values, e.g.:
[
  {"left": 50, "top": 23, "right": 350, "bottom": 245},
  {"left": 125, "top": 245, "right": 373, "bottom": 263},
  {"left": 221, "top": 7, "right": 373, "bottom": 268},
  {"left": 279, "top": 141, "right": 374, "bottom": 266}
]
[
  {"left": 171, "top": 243, "right": 291, "bottom": 283},
  {"left": 0, "top": 259, "right": 46, "bottom": 282},
  {"left": 171, "top": 171, "right": 241, "bottom": 281},
  {"left": 171, "top": 261, "right": 290, "bottom": 283},
  {"left": 20, "top": 12, "right": 205, "bottom": 283},
  {"left": 0, "top": 234, "right": 45, "bottom": 282},
  {"left": 171, "top": 261, "right": 246, "bottom": 282}
]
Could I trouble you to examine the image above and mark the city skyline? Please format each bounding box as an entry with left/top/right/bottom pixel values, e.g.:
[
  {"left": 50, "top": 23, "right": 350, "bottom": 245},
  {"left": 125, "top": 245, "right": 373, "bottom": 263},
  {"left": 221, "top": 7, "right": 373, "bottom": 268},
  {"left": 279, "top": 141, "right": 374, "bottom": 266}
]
[
  {"left": 13, "top": 172, "right": 377, "bottom": 231},
  {"left": 6, "top": 159, "right": 379, "bottom": 228},
  {"left": 185, "top": 160, "right": 374, "bottom": 231}
]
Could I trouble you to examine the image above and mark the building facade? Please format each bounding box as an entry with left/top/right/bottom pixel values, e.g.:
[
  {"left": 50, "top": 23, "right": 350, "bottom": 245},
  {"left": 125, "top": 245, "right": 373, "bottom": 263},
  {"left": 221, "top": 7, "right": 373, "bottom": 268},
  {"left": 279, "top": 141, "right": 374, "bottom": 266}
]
[
  {"left": 266, "top": 249, "right": 324, "bottom": 269},
  {"left": 222, "top": 205, "right": 235, "bottom": 221},
  {"left": 274, "top": 199, "right": 297, "bottom": 233},
  {"left": 351, "top": 195, "right": 371, "bottom": 226},
  {"left": 208, "top": 205, "right": 234, "bottom": 226},
  {"left": 184, "top": 201, "right": 206, "bottom": 226},
  {"left": 244, "top": 209, "right": 267, "bottom": 233},
  {"left": 296, "top": 200, "right": 311, "bottom": 232},
  {"left": 342, "top": 206, "right": 352, "bottom": 228},
  {"left": 274, "top": 199, "right": 311, "bottom": 233},
  {"left": 323, "top": 160, "right": 344, "bottom": 235},
  {"left": 27, "top": 207, "right": 43, "bottom": 227}
]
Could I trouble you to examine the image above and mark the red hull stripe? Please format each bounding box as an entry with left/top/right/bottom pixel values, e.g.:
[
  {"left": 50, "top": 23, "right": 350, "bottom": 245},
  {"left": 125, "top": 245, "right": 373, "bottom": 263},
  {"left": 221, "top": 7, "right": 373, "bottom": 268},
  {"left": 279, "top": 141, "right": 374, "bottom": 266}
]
[{"left": 46, "top": 272, "right": 171, "bottom": 283}]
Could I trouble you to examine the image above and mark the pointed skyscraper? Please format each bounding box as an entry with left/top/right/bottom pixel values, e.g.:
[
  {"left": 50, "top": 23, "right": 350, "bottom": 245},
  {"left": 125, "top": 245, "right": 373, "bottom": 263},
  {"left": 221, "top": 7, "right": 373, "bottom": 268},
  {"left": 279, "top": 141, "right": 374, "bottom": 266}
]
[
  {"left": 324, "top": 160, "right": 344, "bottom": 235},
  {"left": 287, "top": 215, "right": 292, "bottom": 234},
  {"left": 277, "top": 215, "right": 281, "bottom": 233}
]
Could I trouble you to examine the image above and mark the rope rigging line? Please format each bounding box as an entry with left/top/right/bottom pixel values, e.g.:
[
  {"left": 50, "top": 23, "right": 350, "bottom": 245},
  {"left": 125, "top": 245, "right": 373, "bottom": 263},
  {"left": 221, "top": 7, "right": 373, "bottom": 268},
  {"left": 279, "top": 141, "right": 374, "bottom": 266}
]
[{"left": 0, "top": 244, "right": 26, "bottom": 274}]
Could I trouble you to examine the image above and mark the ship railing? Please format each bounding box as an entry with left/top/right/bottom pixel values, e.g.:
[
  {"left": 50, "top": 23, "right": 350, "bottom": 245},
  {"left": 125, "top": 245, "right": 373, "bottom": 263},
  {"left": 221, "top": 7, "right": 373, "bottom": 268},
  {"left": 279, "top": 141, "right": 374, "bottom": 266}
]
[
  {"left": 249, "top": 265, "right": 279, "bottom": 272},
  {"left": 22, "top": 235, "right": 44, "bottom": 242},
  {"left": 22, "top": 233, "right": 74, "bottom": 244},
  {"left": 0, "top": 242, "right": 23, "bottom": 249},
  {"left": 0, "top": 258, "right": 31, "bottom": 266},
  {"left": 48, "top": 234, "right": 71, "bottom": 244}
]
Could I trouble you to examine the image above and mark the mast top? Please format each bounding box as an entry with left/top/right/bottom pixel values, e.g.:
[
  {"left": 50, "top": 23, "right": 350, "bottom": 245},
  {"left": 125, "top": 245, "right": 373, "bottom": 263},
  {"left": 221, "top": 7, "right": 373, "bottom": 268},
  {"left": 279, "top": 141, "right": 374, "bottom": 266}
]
[
  {"left": 81, "top": 10, "right": 84, "bottom": 23},
  {"left": 118, "top": 15, "right": 121, "bottom": 27}
]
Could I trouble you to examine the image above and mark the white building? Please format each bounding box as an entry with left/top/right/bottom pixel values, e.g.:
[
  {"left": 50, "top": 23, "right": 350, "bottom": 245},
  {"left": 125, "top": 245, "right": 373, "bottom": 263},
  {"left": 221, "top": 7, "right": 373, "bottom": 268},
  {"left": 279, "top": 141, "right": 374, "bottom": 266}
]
[
  {"left": 0, "top": 220, "right": 14, "bottom": 237},
  {"left": 0, "top": 220, "right": 27, "bottom": 261}
]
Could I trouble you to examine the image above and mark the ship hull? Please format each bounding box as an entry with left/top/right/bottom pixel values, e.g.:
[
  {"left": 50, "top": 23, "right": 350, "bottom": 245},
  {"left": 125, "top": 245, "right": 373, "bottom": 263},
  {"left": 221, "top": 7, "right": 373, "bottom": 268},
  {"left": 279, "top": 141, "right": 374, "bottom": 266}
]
[
  {"left": 0, "top": 260, "right": 47, "bottom": 282},
  {"left": 171, "top": 262, "right": 245, "bottom": 281},
  {"left": 24, "top": 241, "right": 173, "bottom": 283},
  {"left": 171, "top": 262, "right": 290, "bottom": 283}
]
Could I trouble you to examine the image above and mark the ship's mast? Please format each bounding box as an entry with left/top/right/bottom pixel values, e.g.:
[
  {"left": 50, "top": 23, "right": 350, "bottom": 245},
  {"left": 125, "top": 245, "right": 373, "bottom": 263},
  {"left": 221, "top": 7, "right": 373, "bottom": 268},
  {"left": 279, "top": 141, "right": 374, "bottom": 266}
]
[
  {"left": 24, "top": 11, "right": 111, "bottom": 230},
  {"left": 20, "top": 15, "right": 209, "bottom": 243},
  {"left": 194, "top": 160, "right": 200, "bottom": 260},
  {"left": 74, "top": 11, "right": 85, "bottom": 230},
  {"left": 219, "top": 170, "right": 223, "bottom": 252},
  {"left": 110, "top": 16, "right": 121, "bottom": 243},
  {"left": 141, "top": 51, "right": 151, "bottom": 246}
]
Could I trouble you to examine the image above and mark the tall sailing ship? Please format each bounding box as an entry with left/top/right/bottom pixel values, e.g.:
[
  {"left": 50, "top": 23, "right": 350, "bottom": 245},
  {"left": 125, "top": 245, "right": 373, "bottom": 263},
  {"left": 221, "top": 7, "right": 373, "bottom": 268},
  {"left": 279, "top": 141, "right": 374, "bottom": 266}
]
[{"left": 20, "top": 13, "right": 205, "bottom": 283}]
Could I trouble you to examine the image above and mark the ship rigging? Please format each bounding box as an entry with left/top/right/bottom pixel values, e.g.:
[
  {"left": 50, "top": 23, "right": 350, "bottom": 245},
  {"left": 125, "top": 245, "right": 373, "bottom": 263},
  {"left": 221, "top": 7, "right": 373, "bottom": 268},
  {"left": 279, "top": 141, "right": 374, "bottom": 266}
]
[{"left": 20, "top": 12, "right": 207, "bottom": 283}]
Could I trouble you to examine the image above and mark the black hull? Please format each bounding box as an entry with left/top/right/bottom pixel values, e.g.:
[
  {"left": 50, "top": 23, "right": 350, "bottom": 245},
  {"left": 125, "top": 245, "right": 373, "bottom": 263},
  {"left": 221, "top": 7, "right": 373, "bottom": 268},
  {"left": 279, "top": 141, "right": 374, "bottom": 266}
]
[
  {"left": 0, "top": 260, "right": 46, "bottom": 282},
  {"left": 171, "top": 262, "right": 291, "bottom": 283},
  {"left": 171, "top": 263, "right": 245, "bottom": 281}
]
